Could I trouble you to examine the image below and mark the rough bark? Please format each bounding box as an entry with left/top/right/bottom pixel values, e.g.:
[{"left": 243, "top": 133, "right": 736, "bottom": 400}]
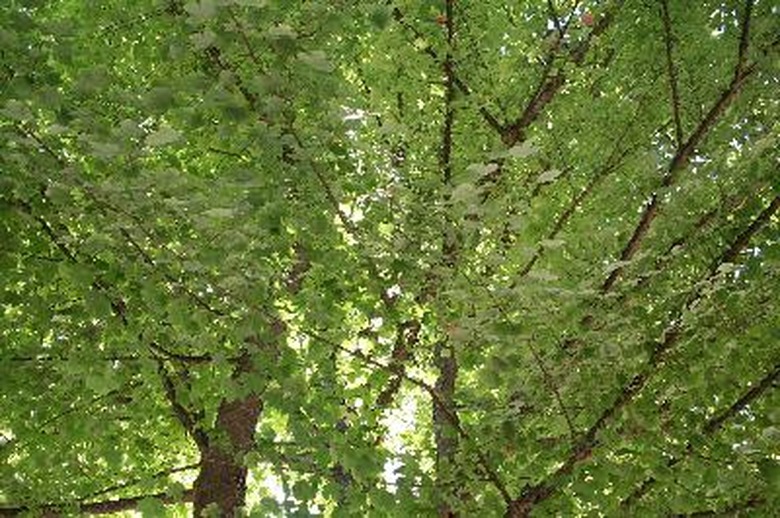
[
  {"left": 193, "top": 391, "right": 263, "bottom": 516},
  {"left": 433, "top": 340, "right": 461, "bottom": 517}
]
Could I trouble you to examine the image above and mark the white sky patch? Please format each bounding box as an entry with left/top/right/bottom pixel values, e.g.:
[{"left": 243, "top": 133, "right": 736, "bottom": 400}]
[
  {"left": 380, "top": 393, "right": 418, "bottom": 493},
  {"left": 370, "top": 316, "right": 383, "bottom": 330},
  {"left": 0, "top": 429, "right": 14, "bottom": 446},
  {"left": 342, "top": 107, "right": 366, "bottom": 121},
  {"left": 262, "top": 472, "right": 286, "bottom": 503},
  {"left": 338, "top": 202, "right": 364, "bottom": 223},
  {"left": 385, "top": 284, "right": 402, "bottom": 299},
  {"left": 246, "top": 466, "right": 286, "bottom": 510}
]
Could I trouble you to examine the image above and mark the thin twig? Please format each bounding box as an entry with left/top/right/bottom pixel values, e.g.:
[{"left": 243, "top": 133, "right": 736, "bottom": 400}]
[
  {"left": 546, "top": 0, "right": 564, "bottom": 37},
  {"left": 659, "top": 0, "right": 684, "bottom": 146},
  {"left": 391, "top": 7, "right": 504, "bottom": 135}
]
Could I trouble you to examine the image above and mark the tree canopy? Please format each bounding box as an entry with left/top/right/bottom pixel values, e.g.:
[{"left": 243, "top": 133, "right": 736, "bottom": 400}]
[{"left": 1, "top": 0, "right": 779, "bottom": 516}]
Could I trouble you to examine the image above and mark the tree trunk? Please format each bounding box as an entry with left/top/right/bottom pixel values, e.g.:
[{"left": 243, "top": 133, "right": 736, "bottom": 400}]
[
  {"left": 433, "top": 340, "right": 461, "bottom": 517},
  {"left": 192, "top": 391, "right": 262, "bottom": 516}
]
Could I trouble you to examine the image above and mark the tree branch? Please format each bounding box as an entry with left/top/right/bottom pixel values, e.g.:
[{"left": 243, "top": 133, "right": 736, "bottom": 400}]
[
  {"left": 0, "top": 489, "right": 193, "bottom": 516},
  {"left": 15, "top": 125, "right": 227, "bottom": 320},
  {"left": 505, "top": 194, "right": 780, "bottom": 517},
  {"left": 546, "top": 0, "right": 564, "bottom": 37},
  {"left": 508, "top": 85, "right": 656, "bottom": 285},
  {"left": 659, "top": 0, "right": 684, "bottom": 146},
  {"left": 621, "top": 360, "right": 779, "bottom": 508},
  {"left": 529, "top": 337, "right": 576, "bottom": 442},
  {"left": 154, "top": 354, "right": 209, "bottom": 450},
  {"left": 119, "top": 227, "right": 225, "bottom": 317},
  {"left": 677, "top": 495, "right": 765, "bottom": 517},
  {"left": 291, "top": 324, "right": 513, "bottom": 508},
  {"left": 501, "top": 0, "right": 626, "bottom": 147},
  {"left": 703, "top": 360, "right": 780, "bottom": 434},
  {"left": 375, "top": 320, "right": 420, "bottom": 409},
  {"left": 391, "top": 7, "right": 504, "bottom": 136},
  {"left": 601, "top": 15, "right": 759, "bottom": 292},
  {"left": 734, "top": 0, "right": 754, "bottom": 79},
  {"left": 87, "top": 463, "right": 198, "bottom": 500},
  {"left": 707, "top": 195, "right": 779, "bottom": 275}
]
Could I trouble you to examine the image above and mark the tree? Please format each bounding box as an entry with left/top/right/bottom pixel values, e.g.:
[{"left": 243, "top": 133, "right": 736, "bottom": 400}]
[{"left": 1, "top": 0, "right": 778, "bottom": 516}]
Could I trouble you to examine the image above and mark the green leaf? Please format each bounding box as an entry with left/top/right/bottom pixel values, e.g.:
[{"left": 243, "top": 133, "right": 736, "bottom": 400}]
[
  {"left": 89, "top": 140, "right": 123, "bottom": 159},
  {"left": 185, "top": 0, "right": 217, "bottom": 23},
  {"left": 145, "top": 87, "right": 176, "bottom": 112},
  {"left": 536, "top": 169, "right": 562, "bottom": 184},
  {"left": 85, "top": 291, "right": 113, "bottom": 318},
  {"left": 466, "top": 162, "right": 499, "bottom": 177},
  {"left": 540, "top": 238, "right": 565, "bottom": 249},
  {"left": 202, "top": 207, "right": 236, "bottom": 219},
  {"left": 190, "top": 30, "right": 216, "bottom": 50},
  {"left": 4, "top": 3, "right": 779, "bottom": 515},
  {"left": 45, "top": 182, "right": 71, "bottom": 204},
  {"left": 166, "top": 480, "right": 187, "bottom": 499},
  {"left": 506, "top": 141, "right": 537, "bottom": 158},
  {"left": 2, "top": 99, "right": 32, "bottom": 121},
  {"left": 58, "top": 262, "right": 94, "bottom": 287},
  {"left": 528, "top": 270, "right": 558, "bottom": 282},
  {"left": 85, "top": 366, "right": 121, "bottom": 395},
  {"left": 267, "top": 24, "right": 297, "bottom": 40},
  {"left": 137, "top": 497, "right": 167, "bottom": 516},
  {"left": 451, "top": 182, "right": 479, "bottom": 204},
  {"left": 759, "top": 459, "right": 780, "bottom": 490},
  {"left": 369, "top": 6, "right": 392, "bottom": 29},
  {"left": 297, "top": 50, "right": 333, "bottom": 73},
  {"left": 146, "top": 126, "right": 182, "bottom": 147}
]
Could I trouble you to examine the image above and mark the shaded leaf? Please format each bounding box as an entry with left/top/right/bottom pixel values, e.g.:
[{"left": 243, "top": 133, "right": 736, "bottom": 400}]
[{"left": 146, "top": 126, "right": 182, "bottom": 147}]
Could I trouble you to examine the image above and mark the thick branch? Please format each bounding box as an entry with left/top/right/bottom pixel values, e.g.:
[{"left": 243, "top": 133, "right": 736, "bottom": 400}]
[
  {"left": 512, "top": 138, "right": 633, "bottom": 283},
  {"left": 375, "top": 320, "right": 420, "bottom": 409},
  {"left": 734, "top": 0, "right": 754, "bottom": 78},
  {"left": 621, "top": 360, "right": 780, "bottom": 509},
  {"left": 432, "top": 3, "right": 468, "bottom": 515},
  {"left": 708, "top": 195, "right": 779, "bottom": 274},
  {"left": 703, "top": 360, "right": 780, "bottom": 434},
  {"left": 506, "top": 82, "right": 661, "bottom": 284},
  {"left": 0, "top": 490, "right": 193, "bottom": 516},
  {"left": 501, "top": 1, "right": 625, "bottom": 147},
  {"left": 505, "top": 194, "right": 780, "bottom": 517},
  {"left": 601, "top": 38, "right": 758, "bottom": 292}
]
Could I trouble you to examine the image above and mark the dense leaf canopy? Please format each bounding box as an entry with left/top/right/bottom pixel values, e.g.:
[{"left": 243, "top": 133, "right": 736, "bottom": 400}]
[{"left": 1, "top": 0, "right": 779, "bottom": 516}]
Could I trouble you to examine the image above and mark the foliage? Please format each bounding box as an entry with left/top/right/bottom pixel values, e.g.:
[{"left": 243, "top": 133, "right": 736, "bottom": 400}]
[{"left": 1, "top": 0, "right": 778, "bottom": 516}]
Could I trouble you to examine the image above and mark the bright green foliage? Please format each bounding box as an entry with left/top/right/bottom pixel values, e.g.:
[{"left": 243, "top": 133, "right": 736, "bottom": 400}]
[{"left": 1, "top": 0, "right": 778, "bottom": 516}]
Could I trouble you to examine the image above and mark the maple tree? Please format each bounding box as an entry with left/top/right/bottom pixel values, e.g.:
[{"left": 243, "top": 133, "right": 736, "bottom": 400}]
[{"left": 1, "top": 0, "right": 778, "bottom": 516}]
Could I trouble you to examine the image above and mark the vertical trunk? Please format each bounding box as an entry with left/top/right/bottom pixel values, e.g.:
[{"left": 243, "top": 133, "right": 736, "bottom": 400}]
[
  {"left": 433, "top": 340, "right": 461, "bottom": 517},
  {"left": 434, "top": 0, "right": 461, "bottom": 513},
  {"left": 193, "top": 447, "right": 251, "bottom": 517},
  {"left": 193, "top": 382, "right": 262, "bottom": 516},
  {"left": 192, "top": 250, "right": 307, "bottom": 515}
]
